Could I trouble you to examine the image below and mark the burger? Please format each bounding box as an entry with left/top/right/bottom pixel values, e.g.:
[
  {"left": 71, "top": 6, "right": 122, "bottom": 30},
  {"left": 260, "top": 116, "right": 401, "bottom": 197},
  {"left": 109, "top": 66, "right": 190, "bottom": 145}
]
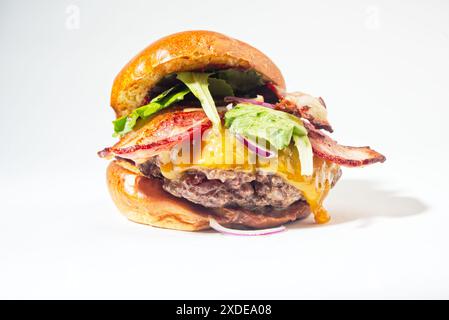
[{"left": 98, "top": 30, "right": 385, "bottom": 234}]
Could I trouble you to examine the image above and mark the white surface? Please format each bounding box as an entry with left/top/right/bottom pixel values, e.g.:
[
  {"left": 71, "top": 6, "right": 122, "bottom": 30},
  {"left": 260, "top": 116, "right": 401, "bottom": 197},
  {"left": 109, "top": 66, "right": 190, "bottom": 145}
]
[{"left": 0, "top": 0, "right": 448, "bottom": 299}]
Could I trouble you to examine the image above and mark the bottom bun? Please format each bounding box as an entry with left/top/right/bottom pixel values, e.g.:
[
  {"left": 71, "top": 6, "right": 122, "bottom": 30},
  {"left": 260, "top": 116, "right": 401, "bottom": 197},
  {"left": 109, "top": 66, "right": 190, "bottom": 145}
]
[
  {"left": 107, "top": 160, "right": 211, "bottom": 231},
  {"left": 106, "top": 160, "right": 311, "bottom": 231}
]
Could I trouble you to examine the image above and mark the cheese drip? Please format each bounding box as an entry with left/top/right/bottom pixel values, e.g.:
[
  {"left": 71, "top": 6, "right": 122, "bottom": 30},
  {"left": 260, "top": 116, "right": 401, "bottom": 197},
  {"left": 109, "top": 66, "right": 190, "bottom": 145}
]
[{"left": 158, "top": 128, "right": 340, "bottom": 223}]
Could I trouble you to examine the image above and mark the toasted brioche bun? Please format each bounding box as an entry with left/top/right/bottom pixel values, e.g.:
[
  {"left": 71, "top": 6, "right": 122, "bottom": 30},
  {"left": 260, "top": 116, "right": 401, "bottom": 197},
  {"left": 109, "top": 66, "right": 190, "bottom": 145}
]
[
  {"left": 107, "top": 160, "right": 211, "bottom": 231},
  {"left": 111, "top": 30, "right": 286, "bottom": 117}
]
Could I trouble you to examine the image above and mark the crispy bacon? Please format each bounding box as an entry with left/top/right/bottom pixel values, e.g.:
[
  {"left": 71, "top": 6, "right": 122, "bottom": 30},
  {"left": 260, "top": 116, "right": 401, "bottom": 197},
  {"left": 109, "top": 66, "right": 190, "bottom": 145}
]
[
  {"left": 276, "top": 93, "right": 333, "bottom": 132},
  {"left": 266, "top": 83, "right": 385, "bottom": 165},
  {"left": 267, "top": 83, "right": 333, "bottom": 132},
  {"left": 304, "top": 122, "right": 386, "bottom": 167},
  {"left": 98, "top": 110, "right": 212, "bottom": 163}
]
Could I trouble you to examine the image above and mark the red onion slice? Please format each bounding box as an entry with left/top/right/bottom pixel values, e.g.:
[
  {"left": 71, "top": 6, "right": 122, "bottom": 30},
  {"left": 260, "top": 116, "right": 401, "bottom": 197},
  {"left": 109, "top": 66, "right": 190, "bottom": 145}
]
[
  {"left": 224, "top": 96, "right": 275, "bottom": 109},
  {"left": 209, "top": 218, "right": 286, "bottom": 236},
  {"left": 235, "top": 133, "right": 275, "bottom": 159}
]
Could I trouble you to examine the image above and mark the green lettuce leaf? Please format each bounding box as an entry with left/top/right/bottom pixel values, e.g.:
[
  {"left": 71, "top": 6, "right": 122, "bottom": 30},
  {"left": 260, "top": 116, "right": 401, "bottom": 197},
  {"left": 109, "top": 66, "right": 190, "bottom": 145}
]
[
  {"left": 112, "top": 116, "right": 128, "bottom": 134},
  {"left": 224, "top": 103, "right": 313, "bottom": 175},
  {"left": 293, "top": 135, "right": 313, "bottom": 176},
  {"left": 224, "top": 104, "right": 307, "bottom": 149},
  {"left": 176, "top": 72, "right": 221, "bottom": 127},
  {"left": 112, "top": 86, "right": 190, "bottom": 137}
]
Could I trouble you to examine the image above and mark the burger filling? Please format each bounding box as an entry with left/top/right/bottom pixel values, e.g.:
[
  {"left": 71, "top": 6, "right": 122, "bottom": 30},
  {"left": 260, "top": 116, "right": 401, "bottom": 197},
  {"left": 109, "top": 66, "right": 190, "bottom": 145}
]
[
  {"left": 99, "top": 68, "right": 385, "bottom": 229},
  {"left": 137, "top": 157, "right": 315, "bottom": 229},
  {"left": 140, "top": 157, "right": 304, "bottom": 209}
]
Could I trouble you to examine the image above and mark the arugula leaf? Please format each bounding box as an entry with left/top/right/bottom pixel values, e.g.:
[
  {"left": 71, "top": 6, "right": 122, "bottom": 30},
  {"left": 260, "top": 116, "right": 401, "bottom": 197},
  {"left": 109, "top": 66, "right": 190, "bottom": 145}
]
[
  {"left": 224, "top": 103, "right": 313, "bottom": 175},
  {"left": 176, "top": 72, "right": 221, "bottom": 127},
  {"left": 112, "top": 86, "right": 190, "bottom": 137},
  {"left": 215, "top": 69, "right": 265, "bottom": 92},
  {"left": 208, "top": 78, "right": 234, "bottom": 97}
]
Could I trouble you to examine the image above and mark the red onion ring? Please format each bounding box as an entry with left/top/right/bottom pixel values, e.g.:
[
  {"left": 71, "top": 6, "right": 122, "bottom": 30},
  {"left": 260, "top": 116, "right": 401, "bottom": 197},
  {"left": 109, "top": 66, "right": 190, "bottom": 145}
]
[
  {"left": 224, "top": 96, "right": 275, "bottom": 109},
  {"left": 235, "top": 133, "right": 275, "bottom": 159},
  {"left": 209, "top": 218, "right": 286, "bottom": 236}
]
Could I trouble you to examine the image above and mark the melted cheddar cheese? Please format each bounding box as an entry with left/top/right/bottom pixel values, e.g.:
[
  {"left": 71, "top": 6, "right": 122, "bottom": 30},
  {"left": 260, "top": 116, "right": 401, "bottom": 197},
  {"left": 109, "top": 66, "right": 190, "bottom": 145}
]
[{"left": 158, "top": 129, "right": 340, "bottom": 223}]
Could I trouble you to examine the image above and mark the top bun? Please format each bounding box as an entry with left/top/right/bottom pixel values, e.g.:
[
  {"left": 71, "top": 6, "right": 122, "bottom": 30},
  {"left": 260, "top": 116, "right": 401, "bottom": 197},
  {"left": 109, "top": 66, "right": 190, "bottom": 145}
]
[{"left": 110, "top": 30, "right": 286, "bottom": 117}]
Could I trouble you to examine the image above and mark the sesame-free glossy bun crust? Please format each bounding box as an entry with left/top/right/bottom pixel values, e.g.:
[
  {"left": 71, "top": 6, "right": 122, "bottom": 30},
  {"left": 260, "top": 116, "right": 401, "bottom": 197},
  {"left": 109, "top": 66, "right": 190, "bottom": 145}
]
[
  {"left": 107, "top": 160, "right": 211, "bottom": 231},
  {"left": 111, "top": 30, "right": 286, "bottom": 117}
]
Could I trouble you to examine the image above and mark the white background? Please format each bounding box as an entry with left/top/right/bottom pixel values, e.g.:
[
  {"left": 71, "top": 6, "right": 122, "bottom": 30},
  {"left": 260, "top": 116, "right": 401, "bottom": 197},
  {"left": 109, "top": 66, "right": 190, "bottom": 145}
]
[{"left": 1, "top": 0, "right": 448, "bottom": 299}]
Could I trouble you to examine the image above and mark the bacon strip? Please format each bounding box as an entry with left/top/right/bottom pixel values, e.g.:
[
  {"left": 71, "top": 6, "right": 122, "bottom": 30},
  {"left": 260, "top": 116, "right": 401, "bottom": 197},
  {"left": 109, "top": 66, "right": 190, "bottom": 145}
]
[
  {"left": 304, "top": 122, "right": 386, "bottom": 167},
  {"left": 98, "top": 110, "right": 212, "bottom": 163},
  {"left": 276, "top": 93, "right": 333, "bottom": 132},
  {"left": 268, "top": 83, "right": 333, "bottom": 132}
]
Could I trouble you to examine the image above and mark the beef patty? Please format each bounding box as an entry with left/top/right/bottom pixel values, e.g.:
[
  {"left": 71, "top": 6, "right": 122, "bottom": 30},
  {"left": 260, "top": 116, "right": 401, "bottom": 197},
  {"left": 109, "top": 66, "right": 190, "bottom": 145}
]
[
  {"left": 138, "top": 158, "right": 312, "bottom": 228},
  {"left": 139, "top": 159, "right": 304, "bottom": 210}
]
